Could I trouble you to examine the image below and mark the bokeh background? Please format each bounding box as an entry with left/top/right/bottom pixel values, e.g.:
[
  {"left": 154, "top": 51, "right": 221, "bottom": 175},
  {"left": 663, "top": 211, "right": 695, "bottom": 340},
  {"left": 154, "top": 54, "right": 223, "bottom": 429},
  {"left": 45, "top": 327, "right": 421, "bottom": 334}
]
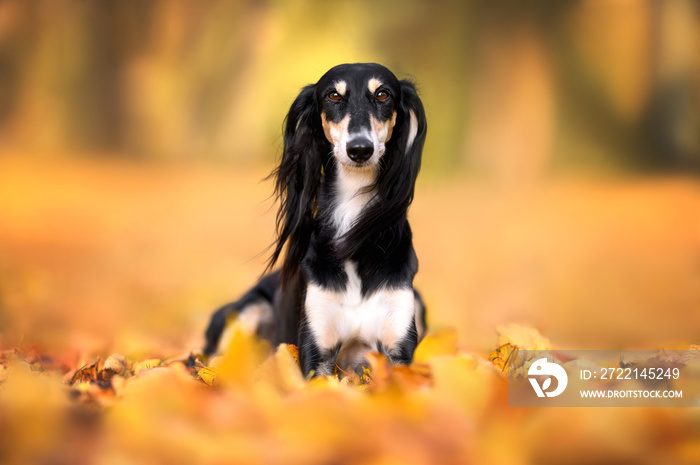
[{"left": 0, "top": 0, "right": 699, "bottom": 359}]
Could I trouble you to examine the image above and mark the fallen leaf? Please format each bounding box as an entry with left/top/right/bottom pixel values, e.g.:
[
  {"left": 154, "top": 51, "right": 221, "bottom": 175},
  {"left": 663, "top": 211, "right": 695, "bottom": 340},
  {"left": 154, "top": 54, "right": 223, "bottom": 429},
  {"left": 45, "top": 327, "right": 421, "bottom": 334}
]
[
  {"left": 133, "top": 358, "right": 162, "bottom": 375},
  {"left": 102, "top": 353, "right": 130, "bottom": 379},
  {"left": 255, "top": 343, "right": 305, "bottom": 393},
  {"left": 412, "top": 328, "right": 459, "bottom": 366},
  {"left": 69, "top": 360, "right": 100, "bottom": 385},
  {"left": 198, "top": 366, "right": 218, "bottom": 387},
  {"left": 216, "top": 325, "right": 271, "bottom": 388},
  {"left": 489, "top": 343, "right": 521, "bottom": 373}
]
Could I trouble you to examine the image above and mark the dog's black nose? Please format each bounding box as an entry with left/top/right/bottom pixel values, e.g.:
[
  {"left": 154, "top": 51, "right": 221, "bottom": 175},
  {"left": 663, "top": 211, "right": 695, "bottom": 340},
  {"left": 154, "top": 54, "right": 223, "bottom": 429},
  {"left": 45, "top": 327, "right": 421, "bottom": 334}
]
[{"left": 347, "top": 137, "right": 374, "bottom": 163}]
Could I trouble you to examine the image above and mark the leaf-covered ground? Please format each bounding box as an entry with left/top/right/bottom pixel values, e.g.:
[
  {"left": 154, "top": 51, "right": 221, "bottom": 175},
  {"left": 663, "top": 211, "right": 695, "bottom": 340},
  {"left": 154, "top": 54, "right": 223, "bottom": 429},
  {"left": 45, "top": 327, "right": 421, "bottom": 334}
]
[{"left": 2, "top": 325, "right": 700, "bottom": 465}]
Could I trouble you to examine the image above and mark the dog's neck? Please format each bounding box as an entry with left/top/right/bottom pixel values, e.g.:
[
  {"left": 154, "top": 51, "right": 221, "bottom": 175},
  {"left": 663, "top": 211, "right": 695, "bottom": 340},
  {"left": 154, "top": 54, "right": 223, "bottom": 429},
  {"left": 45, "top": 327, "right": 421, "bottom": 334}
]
[{"left": 328, "top": 164, "right": 378, "bottom": 239}]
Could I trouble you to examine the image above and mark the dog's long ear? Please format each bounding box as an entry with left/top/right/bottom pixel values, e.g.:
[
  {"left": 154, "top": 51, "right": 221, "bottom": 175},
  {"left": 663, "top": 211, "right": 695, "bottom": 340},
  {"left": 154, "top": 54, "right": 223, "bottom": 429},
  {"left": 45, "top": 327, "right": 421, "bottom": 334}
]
[
  {"left": 266, "top": 84, "right": 325, "bottom": 284},
  {"left": 392, "top": 79, "right": 427, "bottom": 206},
  {"left": 336, "top": 79, "right": 427, "bottom": 260}
]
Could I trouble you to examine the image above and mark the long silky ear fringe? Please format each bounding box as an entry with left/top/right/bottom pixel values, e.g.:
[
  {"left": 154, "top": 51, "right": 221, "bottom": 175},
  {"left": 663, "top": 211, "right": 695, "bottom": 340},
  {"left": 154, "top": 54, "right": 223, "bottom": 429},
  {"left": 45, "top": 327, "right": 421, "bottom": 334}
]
[
  {"left": 265, "top": 85, "right": 326, "bottom": 285},
  {"left": 333, "top": 79, "right": 427, "bottom": 261}
]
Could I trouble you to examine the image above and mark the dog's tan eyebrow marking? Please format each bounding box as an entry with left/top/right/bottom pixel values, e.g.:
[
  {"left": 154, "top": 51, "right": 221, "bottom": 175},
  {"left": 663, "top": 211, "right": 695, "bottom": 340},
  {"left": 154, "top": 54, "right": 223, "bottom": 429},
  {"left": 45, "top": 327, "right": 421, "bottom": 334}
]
[
  {"left": 334, "top": 80, "right": 347, "bottom": 96},
  {"left": 368, "top": 78, "right": 383, "bottom": 94}
]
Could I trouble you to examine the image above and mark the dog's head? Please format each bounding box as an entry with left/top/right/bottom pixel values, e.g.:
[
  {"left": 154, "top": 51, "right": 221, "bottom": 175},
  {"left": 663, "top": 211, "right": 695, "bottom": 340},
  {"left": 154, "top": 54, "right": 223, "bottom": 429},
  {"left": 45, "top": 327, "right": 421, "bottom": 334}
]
[
  {"left": 269, "top": 63, "right": 427, "bottom": 282},
  {"left": 316, "top": 63, "right": 406, "bottom": 169}
]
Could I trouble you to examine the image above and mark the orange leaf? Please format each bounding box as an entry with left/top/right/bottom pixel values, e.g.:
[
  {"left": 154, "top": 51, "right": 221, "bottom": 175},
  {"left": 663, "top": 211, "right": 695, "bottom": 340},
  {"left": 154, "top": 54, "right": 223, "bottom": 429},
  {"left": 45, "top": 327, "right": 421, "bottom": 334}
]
[{"left": 412, "top": 328, "right": 459, "bottom": 366}]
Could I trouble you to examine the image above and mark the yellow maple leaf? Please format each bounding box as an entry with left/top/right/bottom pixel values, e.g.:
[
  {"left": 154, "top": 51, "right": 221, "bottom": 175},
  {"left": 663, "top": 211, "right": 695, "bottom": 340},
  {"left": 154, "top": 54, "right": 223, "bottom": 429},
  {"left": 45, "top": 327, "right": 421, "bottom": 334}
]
[
  {"left": 216, "top": 325, "right": 271, "bottom": 388},
  {"left": 412, "top": 328, "right": 458, "bottom": 366}
]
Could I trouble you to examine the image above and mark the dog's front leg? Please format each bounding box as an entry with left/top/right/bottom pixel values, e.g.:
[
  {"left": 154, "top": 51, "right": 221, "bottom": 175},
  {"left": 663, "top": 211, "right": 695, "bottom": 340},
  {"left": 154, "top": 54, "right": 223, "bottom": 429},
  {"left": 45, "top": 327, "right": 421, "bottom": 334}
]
[
  {"left": 298, "top": 284, "right": 345, "bottom": 377},
  {"left": 377, "top": 320, "right": 418, "bottom": 365},
  {"left": 369, "top": 288, "right": 420, "bottom": 366},
  {"left": 298, "top": 317, "right": 341, "bottom": 377}
]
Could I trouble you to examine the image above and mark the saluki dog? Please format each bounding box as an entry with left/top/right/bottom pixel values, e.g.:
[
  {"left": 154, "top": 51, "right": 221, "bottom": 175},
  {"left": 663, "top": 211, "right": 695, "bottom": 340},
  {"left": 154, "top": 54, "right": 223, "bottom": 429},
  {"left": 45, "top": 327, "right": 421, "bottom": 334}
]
[{"left": 204, "top": 63, "right": 427, "bottom": 377}]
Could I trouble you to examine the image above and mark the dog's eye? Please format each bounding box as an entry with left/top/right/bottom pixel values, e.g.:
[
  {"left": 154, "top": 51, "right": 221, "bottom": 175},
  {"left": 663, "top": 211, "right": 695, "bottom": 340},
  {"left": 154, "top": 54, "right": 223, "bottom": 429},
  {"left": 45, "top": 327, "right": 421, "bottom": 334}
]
[
  {"left": 375, "top": 91, "right": 390, "bottom": 101},
  {"left": 328, "top": 91, "right": 342, "bottom": 102}
]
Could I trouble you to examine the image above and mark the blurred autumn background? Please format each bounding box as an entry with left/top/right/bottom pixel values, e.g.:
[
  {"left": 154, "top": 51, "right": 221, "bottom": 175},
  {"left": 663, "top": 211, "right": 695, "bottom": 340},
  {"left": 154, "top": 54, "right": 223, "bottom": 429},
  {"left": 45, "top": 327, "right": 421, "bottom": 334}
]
[{"left": 1, "top": 1, "right": 700, "bottom": 464}]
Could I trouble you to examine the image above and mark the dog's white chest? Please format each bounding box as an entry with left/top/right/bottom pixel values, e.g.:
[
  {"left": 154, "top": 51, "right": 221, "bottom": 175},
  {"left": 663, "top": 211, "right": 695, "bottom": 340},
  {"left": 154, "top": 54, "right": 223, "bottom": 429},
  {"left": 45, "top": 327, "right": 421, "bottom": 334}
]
[
  {"left": 305, "top": 262, "right": 415, "bottom": 351},
  {"left": 332, "top": 167, "right": 376, "bottom": 237}
]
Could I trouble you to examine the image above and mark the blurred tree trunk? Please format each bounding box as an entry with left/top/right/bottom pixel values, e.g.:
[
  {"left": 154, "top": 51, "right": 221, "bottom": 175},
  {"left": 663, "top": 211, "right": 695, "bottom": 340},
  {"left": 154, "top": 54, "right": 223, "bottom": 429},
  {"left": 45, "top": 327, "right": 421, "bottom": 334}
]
[
  {"left": 467, "top": 23, "right": 555, "bottom": 188},
  {"left": 642, "top": 0, "right": 699, "bottom": 169},
  {"left": 463, "top": 2, "right": 573, "bottom": 187}
]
